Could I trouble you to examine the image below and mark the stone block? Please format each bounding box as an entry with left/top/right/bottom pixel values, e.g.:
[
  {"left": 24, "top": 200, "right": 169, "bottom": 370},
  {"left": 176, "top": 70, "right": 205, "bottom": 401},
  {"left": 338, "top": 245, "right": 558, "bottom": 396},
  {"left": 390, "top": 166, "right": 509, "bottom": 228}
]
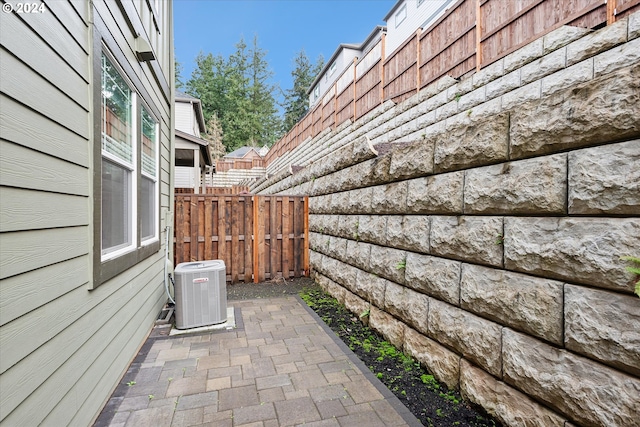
[
  {"left": 428, "top": 299, "right": 502, "bottom": 377},
  {"left": 430, "top": 216, "right": 504, "bottom": 267},
  {"left": 485, "top": 70, "right": 521, "bottom": 99},
  {"left": 308, "top": 232, "right": 324, "bottom": 252},
  {"left": 460, "top": 264, "right": 564, "bottom": 344},
  {"left": 435, "top": 112, "right": 510, "bottom": 173},
  {"left": 460, "top": 359, "right": 566, "bottom": 427},
  {"left": 384, "top": 282, "right": 429, "bottom": 335},
  {"left": 343, "top": 289, "right": 370, "bottom": 325},
  {"left": 344, "top": 240, "right": 372, "bottom": 271},
  {"left": 346, "top": 187, "right": 373, "bottom": 214},
  {"left": 520, "top": 47, "right": 567, "bottom": 85},
  {"left": 504, "top": 217, "right": 640, "bottom": 293},
  {"left": 435, "top": 100, "right": 459, "bottom": 122},
  {"left": 543, "top": 25, "right": 591, "bottom": 54},
  {"left": 406, "top": 172, "right": 464, "bottom": 214},
  {"left": 502, "top": 328, "right": 640, "bottom": 427},
  {"left": 509, "top": 64, "right": 640, "bottom": 160},
  {"left": 336, "top": 215, "right": 360, "bottom": 240},
  {"left": 472, "top": 58, "right": 504, "bottom": 89},
  {"left": 385, "top": 215, "right": 430, "bottom": 254},
  {"left": 368, "top": 245, "right": 407, "bottom": 285},
  {"left": 358, "top": 215, "right": 387, "bottom": 246},
  {"left": 463, "top": 154, "right": 567, "bottom": 214},
  {"left": 541, "top": 58, "right": 593, "bottom": 97},
  {"left": 371, "top": 181, "right": 408, "bottom": 214},
  {"left": 458, "top": 86, "right": 486, "bottom": 111},
  {"left": 388, "top": 139, "right": 435, "bottom": 180},
  {"left": 369, "top": 306, "right": 405, "bottom": 348},
  {"left": 422, "top": 90, "right": 449, "bottom": 114},
  {"left": 502, "top": 80, "right": 541, "bottom": 110},
  {"left": 565, "top": 284, "right": 640, "bottom": 376},
  {"left": 594, "top": 37, "right": 640, "bottom": 77},
  {"left": 404, "top": 252, "right": 460, "bottom": 306},
  {"left": 332, "top": 258, "right": 359, "bottom": 288},
  {"left": 568, "top": 140, "right": 640, "bottom": 215},
  {"left": 327, "top": 236, "right": 348, "bottom": 260},
  {"left": 566, "top": 17, "right": 628, "bottom": 66},
  {"left": 354, "top": 268, "right": 386, "bottom": 308},
  {"left": 309, "top": 195, "right": 330, "bottom": 214},
  {"left": 369, "top": 154, "right": 392, "bottom": 185},
  {"left": 404, "top": 326, "right": 460, "bottom": 389},
  {"left": 631, "top": 10, "right": 640, "bottom": 39},
  {"left": 504, "top": 38, "right": 544, "bottom": 73}
]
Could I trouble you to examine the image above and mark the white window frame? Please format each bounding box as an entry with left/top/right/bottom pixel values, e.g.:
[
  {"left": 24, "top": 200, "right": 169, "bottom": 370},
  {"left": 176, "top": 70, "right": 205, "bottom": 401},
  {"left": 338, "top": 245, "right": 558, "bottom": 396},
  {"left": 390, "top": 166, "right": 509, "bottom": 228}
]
[
  {"left": 140, "top": 104, "right": 160, "bottom": 246},
  {"left": 101, "top": 51, "right": 138, "bottom": 261},
  {"left": 395, "top": 4, "right": 407, "bottom": 28}
]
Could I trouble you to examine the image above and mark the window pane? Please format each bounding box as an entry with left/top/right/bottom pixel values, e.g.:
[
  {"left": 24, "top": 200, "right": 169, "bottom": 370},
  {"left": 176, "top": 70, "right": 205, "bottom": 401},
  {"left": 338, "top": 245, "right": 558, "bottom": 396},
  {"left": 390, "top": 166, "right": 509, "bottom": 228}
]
[
  {"left": 140, "top": 176, "right": 155, "bottom": 241},
  {"left": 102, "top": 160, "right": 131, "bottom": 254},
  {"left": 102, "top": 54, "right": 133, "bottom": 164},
  {"left": 141, "top": 106, "right": 157, "bottom": 176}
]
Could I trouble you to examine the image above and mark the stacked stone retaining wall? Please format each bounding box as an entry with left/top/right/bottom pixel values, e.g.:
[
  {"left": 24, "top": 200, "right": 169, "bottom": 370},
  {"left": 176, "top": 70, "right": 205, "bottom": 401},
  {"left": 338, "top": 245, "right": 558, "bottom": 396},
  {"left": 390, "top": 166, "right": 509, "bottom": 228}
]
[{"left": 255, "top": 15, "right": 640, "bottom": 427}]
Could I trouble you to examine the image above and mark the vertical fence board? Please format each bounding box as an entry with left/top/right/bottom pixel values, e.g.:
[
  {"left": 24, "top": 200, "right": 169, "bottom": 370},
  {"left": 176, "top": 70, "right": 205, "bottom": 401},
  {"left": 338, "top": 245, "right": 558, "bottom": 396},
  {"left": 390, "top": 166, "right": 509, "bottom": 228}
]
[
  {"left": 244, "top": 197, "right": 253, "bottom": 283},
  {"left": 175, "top": 194, "right": 307, "bottom": 284},
  {"left": 282, "top": 197, "right": 290, "bottom": 279},
  {"left": 231, "top": 197, "right": 240, "bottom": 283}
]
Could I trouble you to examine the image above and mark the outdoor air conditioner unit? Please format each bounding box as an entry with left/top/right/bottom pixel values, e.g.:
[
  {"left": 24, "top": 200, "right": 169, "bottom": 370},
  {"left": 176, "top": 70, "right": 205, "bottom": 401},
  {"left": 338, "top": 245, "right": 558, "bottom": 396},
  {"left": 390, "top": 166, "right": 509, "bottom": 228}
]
[{"left": 174, "top": 260, "right": 227, "bottom": 329}]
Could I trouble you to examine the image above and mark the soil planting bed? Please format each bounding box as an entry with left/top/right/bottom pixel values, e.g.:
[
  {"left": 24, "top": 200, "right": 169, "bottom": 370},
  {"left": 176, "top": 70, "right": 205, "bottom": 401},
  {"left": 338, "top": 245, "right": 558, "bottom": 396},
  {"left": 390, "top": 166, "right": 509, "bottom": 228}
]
[{"left": 300, "top": 287, "right": 501, "bottom": 427}]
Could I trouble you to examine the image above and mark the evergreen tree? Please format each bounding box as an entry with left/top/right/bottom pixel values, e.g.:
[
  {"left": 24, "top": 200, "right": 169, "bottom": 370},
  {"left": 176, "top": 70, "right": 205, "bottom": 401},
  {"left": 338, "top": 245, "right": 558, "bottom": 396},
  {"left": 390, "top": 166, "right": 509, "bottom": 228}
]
[
  {"left": 185, "top": 37, "right": 281, "bottom": 152},
  {"left": 175, "top": 56, "right": 184, "bottom": 89},
  {"left": 282, "top": 51, "right": 324, "bottom": 133},
  {"left": 204, "top": 112, "right": 225, "bottom": 159}
]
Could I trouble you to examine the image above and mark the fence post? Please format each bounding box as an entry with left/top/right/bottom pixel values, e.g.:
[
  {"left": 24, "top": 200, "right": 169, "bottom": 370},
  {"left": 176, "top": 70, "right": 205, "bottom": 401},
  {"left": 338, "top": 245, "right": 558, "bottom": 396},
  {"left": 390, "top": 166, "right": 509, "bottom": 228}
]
[
  {"left": 380, "top": 33, "right": 386, "bottom": 105},
  {"left": 476, "top": 0, "right": 483, "bottom": 71},
  {"left": 252, "top": 195, "right": 260, "bottom": 283},
  {"left": 303, "top": 196, "right": 310, "bottom": 276},
  {"left": 416, "top": 28, "right": 422, "bottom": 93},
  {"left": 607, "top": 0, "right": 616, "bottom": 24}
]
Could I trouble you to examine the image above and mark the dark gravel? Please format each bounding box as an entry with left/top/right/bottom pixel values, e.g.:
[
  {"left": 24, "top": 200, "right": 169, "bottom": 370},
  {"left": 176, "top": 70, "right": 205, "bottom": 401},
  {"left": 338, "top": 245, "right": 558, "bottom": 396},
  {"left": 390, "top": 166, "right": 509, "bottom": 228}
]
[{"left": 226, "top": 276, "right": 318, "bottom": 300}]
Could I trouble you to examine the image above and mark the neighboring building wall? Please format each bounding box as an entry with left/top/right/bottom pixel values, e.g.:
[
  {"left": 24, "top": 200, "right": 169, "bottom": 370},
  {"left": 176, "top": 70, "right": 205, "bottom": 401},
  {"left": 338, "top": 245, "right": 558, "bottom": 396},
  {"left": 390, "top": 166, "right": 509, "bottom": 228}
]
[
  {"left": 309, "top": 45, "right": 360, "bottom": 107},
  {"left": 175, "top": 101, "right": 201, "bottom": 136},
  {"left": 0, "top": 0, "right": 173, "bottom": 425},
  {"left": 253, "top": 17, "right": 640, "bottom": 427},
  {"left": 384, "top": 0, "right": 454, "bottom": 55}
]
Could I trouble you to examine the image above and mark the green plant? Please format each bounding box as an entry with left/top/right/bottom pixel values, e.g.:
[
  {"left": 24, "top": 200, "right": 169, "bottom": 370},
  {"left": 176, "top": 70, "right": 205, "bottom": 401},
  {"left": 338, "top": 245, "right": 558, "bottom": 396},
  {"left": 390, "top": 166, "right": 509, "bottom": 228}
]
[
  {"left": 621, "top": 256, "right": 640, "bottom": 297},
  {"left": 148, "top": 394, "right": 154, "bottom": 400},
  {"left": 454, "top": 93, "right": 461, "bottom": 102},
  {"left": 495, "top": 233, "right": 504, "bottom": 245},
  {"left": 126, "top": 381, "right": 136, "bottom": 387},
  {"left": 436, "top": 408, "right": 444, "bottom": 417},
  {"left": 376, "top": 372, "right": 383, "bottom": 379},
  {"left": 359, "top": 308, "right": 370, "bottom": 319},
  {"left": 467, "top": 109, "right": 473, "bottom": 116},
  {"left": 395, "top": 258, "right": 406, "bottom": 270}
]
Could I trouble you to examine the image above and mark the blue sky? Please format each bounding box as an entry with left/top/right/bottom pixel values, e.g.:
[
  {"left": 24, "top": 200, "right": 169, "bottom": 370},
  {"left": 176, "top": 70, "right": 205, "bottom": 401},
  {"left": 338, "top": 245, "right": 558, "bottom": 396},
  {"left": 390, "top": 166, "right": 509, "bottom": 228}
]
[{"left": 174, "top": 0, "right": 396, "bottom": 104}]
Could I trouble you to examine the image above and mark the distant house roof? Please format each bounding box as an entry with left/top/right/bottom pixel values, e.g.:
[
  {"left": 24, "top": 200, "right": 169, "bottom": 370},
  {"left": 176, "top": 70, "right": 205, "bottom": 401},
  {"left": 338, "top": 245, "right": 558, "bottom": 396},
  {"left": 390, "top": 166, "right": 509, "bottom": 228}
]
[
  {"left": 224, "top": 146, "right": 261, "bottom": 159},
  {"left": 175, "top": 90, "right": 206, "bottom": 134}
]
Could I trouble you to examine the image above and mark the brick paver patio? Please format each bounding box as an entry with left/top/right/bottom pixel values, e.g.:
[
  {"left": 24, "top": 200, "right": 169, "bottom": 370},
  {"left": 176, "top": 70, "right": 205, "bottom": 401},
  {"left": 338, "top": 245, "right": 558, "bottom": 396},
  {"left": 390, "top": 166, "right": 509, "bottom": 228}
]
[{"left": 94, "top": 296, "right": 421, "bottom": 427}]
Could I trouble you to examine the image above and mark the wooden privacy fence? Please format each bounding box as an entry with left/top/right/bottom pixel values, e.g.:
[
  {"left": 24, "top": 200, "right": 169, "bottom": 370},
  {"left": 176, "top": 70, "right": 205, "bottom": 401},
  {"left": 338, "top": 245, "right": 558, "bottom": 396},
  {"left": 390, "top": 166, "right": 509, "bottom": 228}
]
[
  {"left": 264, "top": 0, "right": 639, "bottom": 166},
  {"left": 174, "top": 194, "right": 309, "bottom": 284}
]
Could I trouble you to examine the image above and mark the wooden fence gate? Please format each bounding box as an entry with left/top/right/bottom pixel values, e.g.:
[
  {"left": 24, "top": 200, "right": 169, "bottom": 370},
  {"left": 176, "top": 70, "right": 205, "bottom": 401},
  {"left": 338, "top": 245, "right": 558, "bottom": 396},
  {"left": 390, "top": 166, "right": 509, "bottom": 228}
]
[{"left": 174, "top": 194, "right": 309, "bottom": 284}]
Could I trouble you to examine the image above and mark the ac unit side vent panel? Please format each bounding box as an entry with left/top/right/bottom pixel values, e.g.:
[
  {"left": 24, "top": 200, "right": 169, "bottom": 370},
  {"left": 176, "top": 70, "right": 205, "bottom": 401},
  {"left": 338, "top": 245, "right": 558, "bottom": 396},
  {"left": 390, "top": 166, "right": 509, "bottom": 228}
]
[{"left": 174, "top": 260, "right": 227, "bottom": 329}]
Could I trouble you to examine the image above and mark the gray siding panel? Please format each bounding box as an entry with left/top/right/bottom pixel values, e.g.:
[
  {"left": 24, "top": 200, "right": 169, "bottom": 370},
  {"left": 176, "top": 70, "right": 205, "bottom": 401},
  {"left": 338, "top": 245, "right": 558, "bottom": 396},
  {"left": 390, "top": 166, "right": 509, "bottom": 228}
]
[
  {"left": 0, "top": 0, "right": 173, "bottom": 425},
  {"left": 0, "top": 95, "right": 89, "bottom": 166},
  {"left": 0, "top": 256, "right": 89, "bottom": 326},
  {"left": 1, "top": 10, "right": 89, "bottom": 107},
  {"left": 0, "top": 140, "right": 89, "bottom": 195},
  {"left": 0, "top": 51, "right": 89, "bottom": 137},
  {"left": 0, "top": 187, "right": 88, "bottom": 232}
]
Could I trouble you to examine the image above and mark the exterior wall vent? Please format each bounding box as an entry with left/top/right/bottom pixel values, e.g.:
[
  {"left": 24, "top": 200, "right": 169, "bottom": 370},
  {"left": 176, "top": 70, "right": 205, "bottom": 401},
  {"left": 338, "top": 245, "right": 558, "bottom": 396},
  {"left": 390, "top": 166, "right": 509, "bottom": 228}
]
[{"left": 174, "top": 260, "right": 227, "bottom": 329}]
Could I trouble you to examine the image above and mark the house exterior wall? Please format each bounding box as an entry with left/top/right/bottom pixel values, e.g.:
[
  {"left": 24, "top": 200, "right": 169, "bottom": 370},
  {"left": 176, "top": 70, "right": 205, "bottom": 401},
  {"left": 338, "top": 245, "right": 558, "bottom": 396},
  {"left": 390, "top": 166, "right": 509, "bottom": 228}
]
[
  {"left": 175, "top": 100, "right": 201, "bottom": 137},
  {"left": 0, "top": 0, "right": 173, "bottom": 425},
  {"left": 384, "top": 0, "right": 454, "bottom": 56},
  {"left": 309, "top": 47, "right": 360, "bottom": 107}
]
